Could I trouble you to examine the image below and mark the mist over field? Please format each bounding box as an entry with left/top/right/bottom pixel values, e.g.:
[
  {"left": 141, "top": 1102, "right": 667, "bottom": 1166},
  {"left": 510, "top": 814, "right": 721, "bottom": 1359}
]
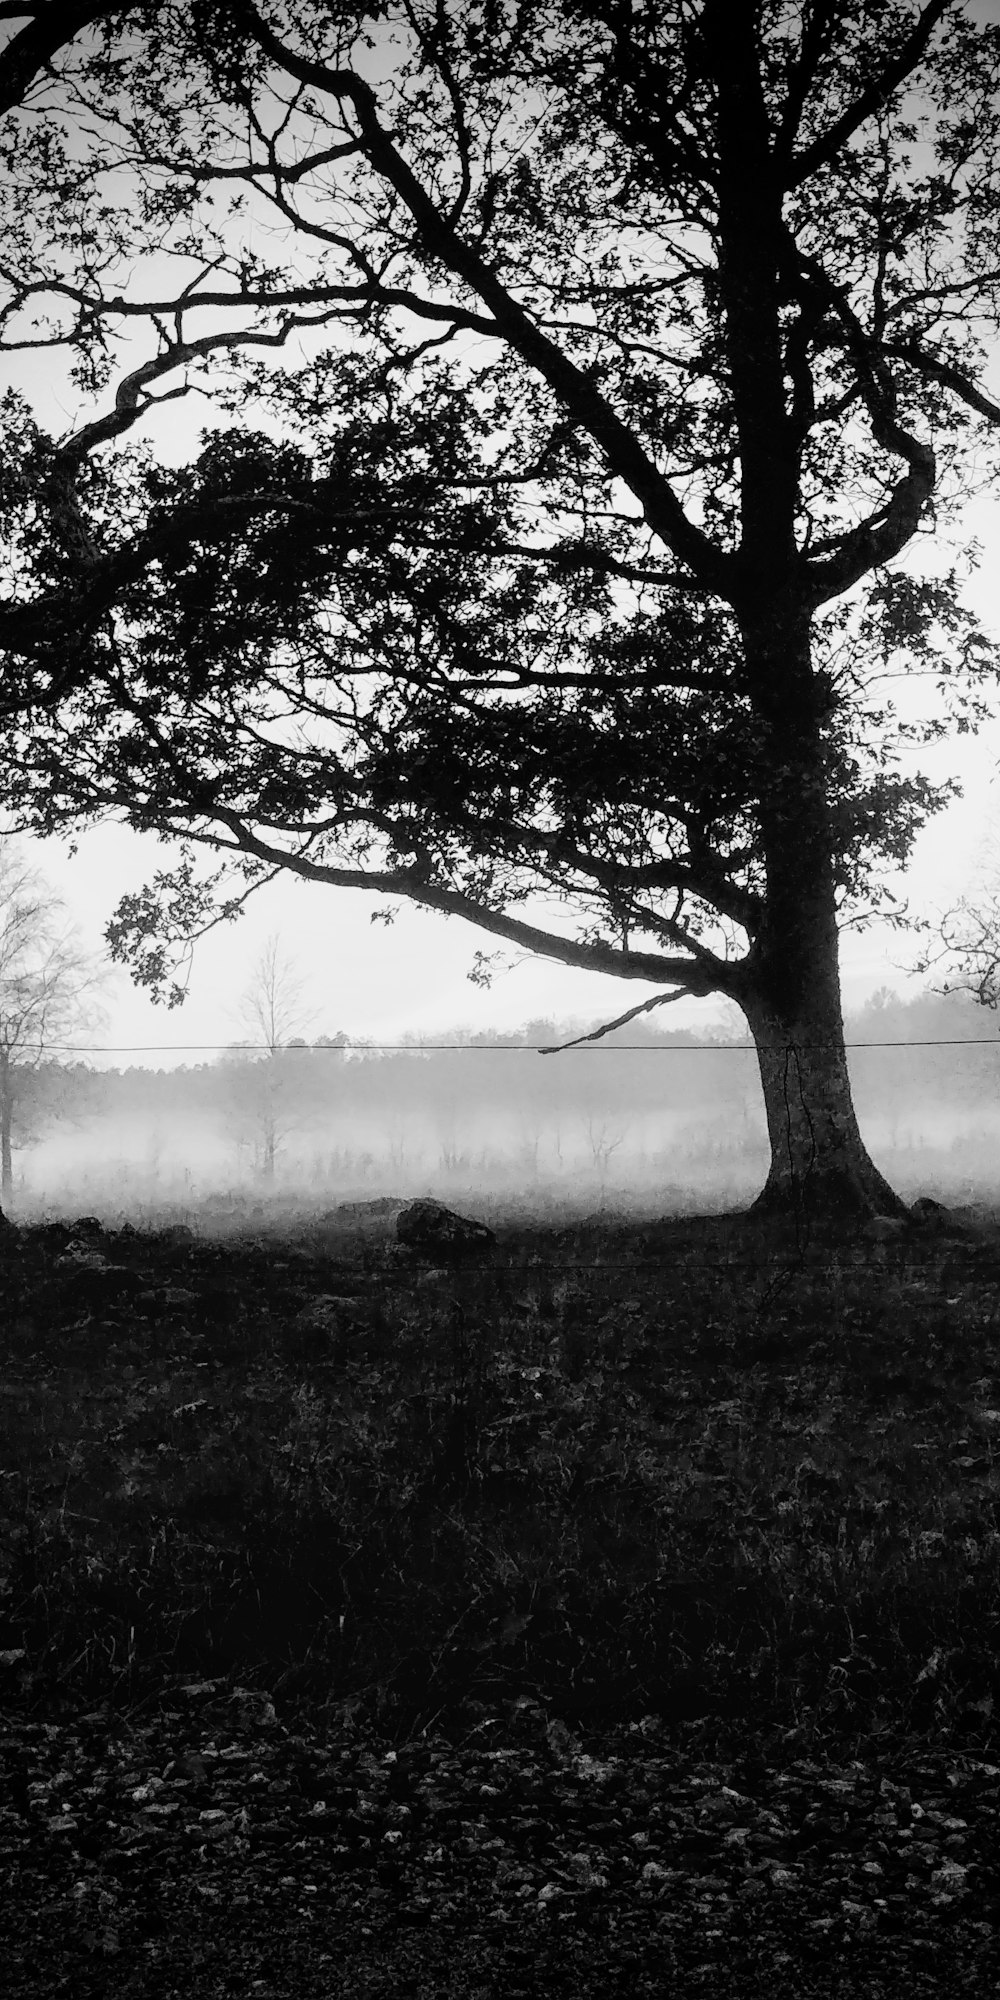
[{"left": 9, "top": 986, "right": 1000, "bottom": 1221}]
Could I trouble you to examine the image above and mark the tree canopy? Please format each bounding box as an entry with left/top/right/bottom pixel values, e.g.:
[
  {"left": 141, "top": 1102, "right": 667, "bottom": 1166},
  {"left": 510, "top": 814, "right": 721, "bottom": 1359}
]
[{"left": 1, "top": 0, "right": 999, "bottom": 1211}]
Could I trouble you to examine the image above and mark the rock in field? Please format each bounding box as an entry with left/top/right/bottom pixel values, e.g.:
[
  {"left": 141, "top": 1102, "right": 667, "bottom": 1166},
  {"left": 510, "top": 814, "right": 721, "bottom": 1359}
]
[
  {"left": 396, "top": 1199, "right": 496, "bottom": 1263},
  {"left": 322, "top": 1198, "right": 408, "bottom": 1232}
]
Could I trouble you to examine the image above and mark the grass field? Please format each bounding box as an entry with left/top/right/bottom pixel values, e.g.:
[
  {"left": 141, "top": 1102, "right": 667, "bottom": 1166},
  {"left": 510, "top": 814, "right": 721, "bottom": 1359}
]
[
  {"left": 3, "top": 1195, "right": 1000, "bottom": 1995},
  {"left": 3, "top": 1192, "right": 999, "bottom": 1748}
]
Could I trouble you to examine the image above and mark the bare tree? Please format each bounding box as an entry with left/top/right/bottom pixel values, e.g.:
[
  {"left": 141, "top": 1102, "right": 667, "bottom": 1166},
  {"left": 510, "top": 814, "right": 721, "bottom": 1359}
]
[
  {"left": 236, "top": 935, "right": 312, "bottom": 1055},
  {"left": 584, "top": 1113, "right": 629, "bottom": 1184},
  {"left": 0, "top": 843, "right": 107, "bottom": 1207},
  {"left": 227, "top": 935, "right": 316, "bottom": 1182}
]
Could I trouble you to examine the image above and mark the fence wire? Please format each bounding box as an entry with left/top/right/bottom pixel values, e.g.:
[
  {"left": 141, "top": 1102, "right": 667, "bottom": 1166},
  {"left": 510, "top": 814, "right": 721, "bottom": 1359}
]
[{"left": 23, "top": 1035, "right": 1000, "bottom": 1057}]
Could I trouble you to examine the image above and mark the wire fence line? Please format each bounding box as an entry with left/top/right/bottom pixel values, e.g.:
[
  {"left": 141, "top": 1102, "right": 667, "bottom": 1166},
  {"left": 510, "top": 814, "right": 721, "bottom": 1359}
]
[{"left": 20, "top": 1036, "right": 1000, "bottom": 1056}]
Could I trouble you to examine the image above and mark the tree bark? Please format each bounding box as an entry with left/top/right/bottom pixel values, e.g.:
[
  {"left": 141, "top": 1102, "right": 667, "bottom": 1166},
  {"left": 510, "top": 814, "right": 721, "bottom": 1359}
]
[
  {"left": 734, "top": 608, "right": 906, "bottom": 1224},
  {"left": 741, "top": 986, "right": 905, "bottom": 1222}
]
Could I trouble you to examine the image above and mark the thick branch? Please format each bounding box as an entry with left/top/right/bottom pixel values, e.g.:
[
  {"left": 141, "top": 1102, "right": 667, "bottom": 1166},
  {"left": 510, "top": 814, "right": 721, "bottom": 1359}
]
[
  {"left": 0, "top": 491, "right": 323, "bottom": 654},
  {"left": 55, "top": 311, "right": 345, "bottom": 465},
  {"left": 191, "top": 804, "right": 736, "bottom": 996},
  {"left": 482, "top": 817, "right": 761, "bottom": 932},
  {"left": 883, "top": 340, "right": 1000, "bottom": 426},
  {"left": 0, "top": 275, "right": 499, "bottom": 340},
  {"left": 774, "top": 1, "right": 839, "bottom": 170},
  {"left": 709, "top": 4, "right": 800, "bottom": 584},
  {"left": 538, "top": 990, "right": 690, "bottom": 1054},
  {"left": 0, "top": 0, "right": 158, "bottom": 114},
  {"left": 788, "top": 0, "right": 954, "bottom": 188},
  {"left": 792, "top": 254, "right": 935, "bottom": 601},
  {"left": 237, "top": 1, "right": 734, "bottom": 596},
  {"left": 481, "top": 538, "right": 706, "bottom": 597}
]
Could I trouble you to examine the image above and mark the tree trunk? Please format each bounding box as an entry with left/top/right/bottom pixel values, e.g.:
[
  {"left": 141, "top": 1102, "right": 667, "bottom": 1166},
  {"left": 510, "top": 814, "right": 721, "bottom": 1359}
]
[
  {"left": 742, "top": 989, "right": 905, "bottom": 1222},
  {"left": 731, "top": 601, "right": 907, "bottom": 1225},
  {"left": 738, "top": 848, "right": 905, "bottom": 1223}
]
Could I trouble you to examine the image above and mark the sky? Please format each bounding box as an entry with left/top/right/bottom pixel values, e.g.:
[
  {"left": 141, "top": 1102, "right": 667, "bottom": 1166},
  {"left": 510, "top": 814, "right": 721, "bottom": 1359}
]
[{"left": 6, "top": 11, "right": 1000, "bottom": 1066}]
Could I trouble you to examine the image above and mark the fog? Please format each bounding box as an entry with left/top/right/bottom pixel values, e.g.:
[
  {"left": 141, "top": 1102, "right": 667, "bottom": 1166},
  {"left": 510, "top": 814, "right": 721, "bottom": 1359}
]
[{"left": 6, "top": 986, "right": 1000, "bottom": 1223}]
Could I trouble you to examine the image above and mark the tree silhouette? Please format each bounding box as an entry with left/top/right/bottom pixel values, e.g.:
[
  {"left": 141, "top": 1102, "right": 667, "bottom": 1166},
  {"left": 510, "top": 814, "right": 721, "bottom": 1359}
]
[{"left": 1, "top": 2, "right": 1000, "bottom": 1217}]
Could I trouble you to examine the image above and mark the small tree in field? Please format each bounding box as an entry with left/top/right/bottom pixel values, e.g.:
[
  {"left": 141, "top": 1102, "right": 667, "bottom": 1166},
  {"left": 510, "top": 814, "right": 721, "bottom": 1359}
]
[
  {"left": 0, "top": 845, "right": 106, "bottom": 1205},
  {"left": 3, "top": 3, "right": 1000, "bottom": 1219},
  {"left": 584, "top": 1113, "right": 629, "bottom": 1185},
  {"left": 225, "top": 935, "right": 316, "bottom": 1181}
]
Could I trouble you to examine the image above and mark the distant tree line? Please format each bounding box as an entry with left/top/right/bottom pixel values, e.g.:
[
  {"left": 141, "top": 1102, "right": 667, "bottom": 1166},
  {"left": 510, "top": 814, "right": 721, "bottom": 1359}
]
[{"left": 8, "top": 987, "right": 1000, "bottom": 1206}]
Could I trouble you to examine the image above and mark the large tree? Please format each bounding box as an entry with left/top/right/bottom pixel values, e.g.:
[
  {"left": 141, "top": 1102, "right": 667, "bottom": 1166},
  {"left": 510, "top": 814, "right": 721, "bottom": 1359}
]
[{"left": 2, "top": 0, "right": 1000, "bottom": 1219}]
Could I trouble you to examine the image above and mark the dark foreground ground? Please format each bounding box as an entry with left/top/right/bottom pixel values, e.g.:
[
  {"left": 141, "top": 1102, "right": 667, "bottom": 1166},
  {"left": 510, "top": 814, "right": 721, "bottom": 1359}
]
[{"left": 2, "top": 1195, "right": 1000, "bottom": 1996}]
